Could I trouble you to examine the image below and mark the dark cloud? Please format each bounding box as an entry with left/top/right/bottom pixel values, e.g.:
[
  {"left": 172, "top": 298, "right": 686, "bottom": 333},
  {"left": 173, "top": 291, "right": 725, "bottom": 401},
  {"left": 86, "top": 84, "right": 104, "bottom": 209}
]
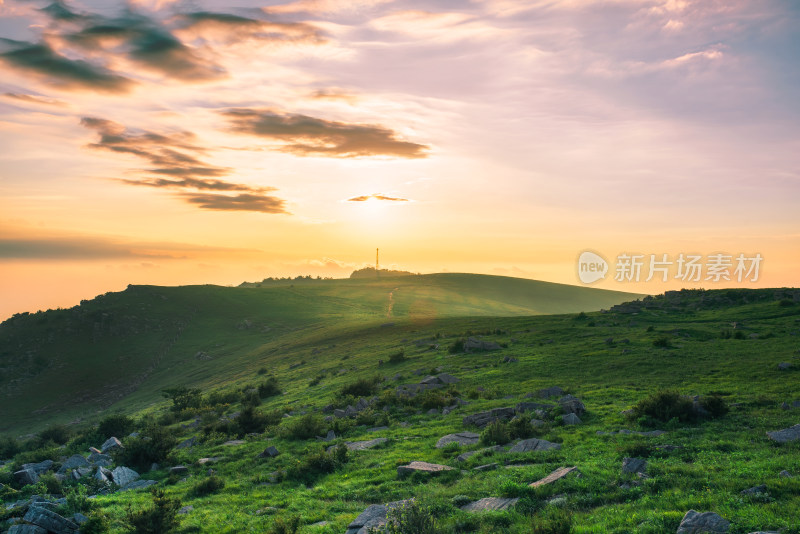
[
  {"left": 220, "top": 108, "right": 429, "bottom": 158},
  {"left": 182, "top": 193, "right": 287, "bottom": 213},
  {"left": 0, "top": 40, "right": 135, "bottom": 93},
  {"left": 80, "top": 117, "right": 288, "bottom": 214},
  {"left": 173, "top": 11, "right": 324, "bottom": 45},
  {"left": 66, "top": 15, "right": 226, "bottom": 82},
  {"left": 40, "top": 1, "right": 86, "bottom": 22},
  {"left": 347, "top": 193, "right": 409, "bottom": 202}
]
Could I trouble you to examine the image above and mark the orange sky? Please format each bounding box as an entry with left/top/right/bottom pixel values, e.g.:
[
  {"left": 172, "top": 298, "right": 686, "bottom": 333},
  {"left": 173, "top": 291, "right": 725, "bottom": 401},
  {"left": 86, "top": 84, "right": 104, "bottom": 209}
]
[{"left": 1, "top": 0, "right": 799, "bottom": 319}]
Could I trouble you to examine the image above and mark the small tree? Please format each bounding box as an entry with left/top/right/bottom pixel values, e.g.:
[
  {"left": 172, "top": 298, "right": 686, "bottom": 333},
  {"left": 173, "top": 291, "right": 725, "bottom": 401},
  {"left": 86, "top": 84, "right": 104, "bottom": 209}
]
[{"left": 125, "top": 488, "right": 182, "bottom": 534}]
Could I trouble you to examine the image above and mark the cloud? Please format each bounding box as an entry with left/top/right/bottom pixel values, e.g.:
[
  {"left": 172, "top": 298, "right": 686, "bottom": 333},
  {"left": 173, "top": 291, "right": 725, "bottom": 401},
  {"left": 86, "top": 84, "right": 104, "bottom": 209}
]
[
  {"left": 172, "top": 11, "right": 324, "bottom": 45},
  {"left": 0, "top": 40, "right": 135, "bottom": 93},
  {"left": 309, "top": 88, "right": 358, "bottom": 103},
  {"left": 220, "top": 108, "right": 429, "bottom": 158},
  {"left": 181, "top": 192, "right": 287, "bottom": 213},
  {"left": 80, "top": 117, "right": 289, "bottom": 214},
  {"left": 347, "top": 193, "right": 409, "bottom": 202},
  {"left": 2, "top": 92, "right": 66, "bottom": 106},
  {"left": 265, "top": 0, "right": 395, "bottom": 15}
]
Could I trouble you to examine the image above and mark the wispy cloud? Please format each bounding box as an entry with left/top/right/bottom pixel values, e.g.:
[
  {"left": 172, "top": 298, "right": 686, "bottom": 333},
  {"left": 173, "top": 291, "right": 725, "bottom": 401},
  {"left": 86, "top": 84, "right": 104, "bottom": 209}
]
[
  {"left": 347, "top": 193, "right": 409, "bottom": 202},
  {"left": 172, "top": 11, "right": 324, "bottom": 45},
  {"left": 181, "top": 192, "right": 286, "bottom": 213},
  {"left": 220, "top": 108, "right": 429, "bottom": 158},
  {"left": 2, "top": 92, "right": 66, "bottom": 106}
]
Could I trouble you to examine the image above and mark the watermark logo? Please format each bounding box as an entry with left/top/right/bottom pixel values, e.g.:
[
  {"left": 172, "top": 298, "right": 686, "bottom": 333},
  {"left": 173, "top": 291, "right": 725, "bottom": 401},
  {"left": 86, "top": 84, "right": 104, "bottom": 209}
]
[
  {"left": 577, "top": 250, "right": 609, "bottom": 284},
  {"left": 576, "top": 251, "right": 763, "bottom": 285}
]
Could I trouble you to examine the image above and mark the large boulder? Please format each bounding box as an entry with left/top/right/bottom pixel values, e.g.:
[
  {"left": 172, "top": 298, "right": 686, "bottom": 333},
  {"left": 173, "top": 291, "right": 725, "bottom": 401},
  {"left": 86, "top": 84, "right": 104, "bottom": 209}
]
[
  {"left": 558, "top": 395, "right": 586, "bottom": 415},
  {"left": 87, "top": 452, "right": 113, "bottom": 466},
  {"left": 509, "top": 438, "right": 561, "bottom": 453},
  {"left": 535, "top": 386, "right": 565, "bottom": 399},
  {"left": 57, "top": 455, "right": 90, "bottom": 475},
  {"left": 111, "top": 466, "right": 140, "bottom": 487},
  {"left": 100, "top": 437, "right": 123, "bottom": 454},
  {"left": 14, "top": 468, "right": 39, "bottom": 486},
  {"left": 436, "top": 432, "right": 480, "bottom": 448},
  {"left": 461, "top": 497, "right": 518, "bottom": 512},
  {"left": 23, "top": 505, "right": 79, "bottom": 534},
  {"left": 21, "top": 460, "right": 54, "bottom": 475},
  {"left": 332, "top": 438, "right": 387, "bottom": 452},
  {"left": 8, "top": 525, "right": 48, "bottom": 534},
  {"left": 676, "top": 510, "right": 730, "bottom": 533},
  {"left": 463, "top": 407, "right": 515, "bottom": 428},
  {"left": 622, "top": 457, "right": 648, "bottom": 475},
  {"left": 766, "top": 423, "right": 800, "bottom": 443},
  {"left": 345, "top": 500, "right": 412, "bottom": 534},
  {"left": 397, "top": 461, "right": 454, "bottom": 478},
  {"left": 463, "top": 337, "right": 502, "bottom": 352}
]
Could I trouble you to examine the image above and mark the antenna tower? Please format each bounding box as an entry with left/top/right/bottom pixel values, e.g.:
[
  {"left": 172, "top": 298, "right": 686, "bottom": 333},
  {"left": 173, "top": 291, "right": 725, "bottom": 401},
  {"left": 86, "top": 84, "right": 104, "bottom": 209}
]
[{"left": 376, "top": 248, "right": 379, "bottom": 277}]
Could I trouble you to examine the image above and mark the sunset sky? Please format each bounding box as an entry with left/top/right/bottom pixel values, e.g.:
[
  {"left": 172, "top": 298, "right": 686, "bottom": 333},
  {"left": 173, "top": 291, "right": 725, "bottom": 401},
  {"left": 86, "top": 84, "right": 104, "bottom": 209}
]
[{"left": 1, "top": 0, "right": 799, "bottom": 319}]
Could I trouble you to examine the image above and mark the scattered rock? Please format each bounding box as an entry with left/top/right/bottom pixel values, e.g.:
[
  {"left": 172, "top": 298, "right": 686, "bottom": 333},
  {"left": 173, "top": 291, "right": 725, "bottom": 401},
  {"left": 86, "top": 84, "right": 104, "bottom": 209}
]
[
  {"left": 437, "top": 373, "right": 459, "bottom": 384},
  {"left": 558, "top": 395, "right": 586, "bottom": 415},
  {"left": 740, "top": 484, "right": 767, "bottom": 496},
  {"left": 529, "top": 466, "right": 580, "bottom": 487},
  {"left": 178, "top": 505, "right": 194, "bottom": 515},
  {"left": 57, "top": 455, "right": 90, "bottom": 475},
  {"left": 516, "top": 401, "right": 555, "bottom": 414},
  {"left": 118, "top": 480, "right": 157, "bottom": 492},
  {"left": 562, "top": 413, "right": 582, "bottom": 425},
  {"left": 223, "top": 440, "right": 246, "bottom": 446},
  {"left": 176, "top": 437, "right": 197, "bottom": 449},
  {"left": 509, "top": 438, "right": 561, "bottom": 453},
  {"left": 87, "top": 452, "right": 113, "bottom": 466},
  {"left": 397, "top": 461, "right": 454, "bottom": 478},
  {"left": 23, "top": 505, "right": 79, "bottom": 534},
  {"left": 169, "top": 466, "right": 189, "bottom": 476},
  {"left": 622, "top": 457, "right": 647, "bottom": 475},
  {"left": 463, "top": 337, "right": 502, "bottom": 352},
  {"left": 345, "top": 500, "right": 411, "bottom": 534},
  {"left": 766, "top": 424, "right": 800, "bottom": 443},
  {"left": 13, "top": 469, "right": 39, "bottom": 486},
  {"left": 72, "top": 513, "right": 88, "bottom": 525},
  {"left": 111, "top": 466, "right": 140, "bottom": 487},
  {"left": 331, "top": 438, "right": 388, "bottom": 452},
  {"left": 7, "top": 524, "right": 48, "bottom": 534},
  {"left": 258, "top": 446, "right": 280, "bottom": 458},
  {"left": 94, "top": 466, "right": 111, "bottom": 484},
  {"left": 463, "top": 407, "right": 515, "bottom": 428},
  {"left": 778, "top": 470, "right": 792, "bottom": 477},
  {"left": 100, "top": 437, "right": 123, "bottom": 454},
  {"left": 436, "top": 432, "right": 480, "bottom": 448},
  {"left": 777, "top": 362, "right": 793, "bottom": 370},
  {"left": 535, "top": 386, "right": 565, "bottom": 399},
  {"left": 461, "top": 497, "right": 519, "bottom": 512},
  {"left": 323, "top": 430, "right": 336, "bottom": 441},
  {"left": 197, "top": 457, "right": 222, "bottom": 465},
  {"left": 676, "top": 510, "right": 730, "bottom": 533}
]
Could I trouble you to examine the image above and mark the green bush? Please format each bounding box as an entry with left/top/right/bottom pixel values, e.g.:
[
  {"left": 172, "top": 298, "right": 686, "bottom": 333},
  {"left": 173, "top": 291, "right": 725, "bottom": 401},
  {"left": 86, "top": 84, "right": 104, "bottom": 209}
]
[
  {"left": 285, "top": 444, "right": 348, "bottom": 483},
  {"left": 125, "top": 488, "right": 182, "bottom": 534},
  {"left": 236, "top": 405, "right": 270, "bottom": 436},
  {"left": 700, "top": 394, "right": 729, "bottom": 418},
  {"left": 531, "top": 507, "right": 573, "bottom": 534},
  {"left": 38, "top": 424, "right": 71, "bottom": 446},
  {"left": 270, "top": 516, "right": 301, "bottom": 534},
  {"left": 282, "top": 414, "right": 326, "bottom": 440},
  {"left": 240, "top": 389, "right": 261, "bottom": 408},
  {"left": 258, "top": 377, "right": 281, "bottom": 398},
  {"left": 629, "top": 390, "right": 694, "bottom": 425},
  {"left": 340, "top": 376, "right": 382, "bottom": 397},
  {"left": 64, "top": 483, "right": 92, "bottom": 514},
  {"left": 0, "top": 435, "right": 20, "bottom": 459},
  {"left": 38, "top": 472, "right": 62, "bottom": 495},
  {"left": 652, "top": 336, "right": 672, "bottom": 348},
  {"left": 448, "top": 339, "right": 466, "bottom": 354},
  {"left": 116, "top": 424, "right": 177, "bottom": 472},
  {"left": 388, "top": 350, "right": 406, "bottom": 364},
  {"left": 190, "top": 475, "right": 225, "bottom": 497},
  {"left": 508, "top": 416, "right": 538, "bottom": 439},
  {"left": 480, "top": 420, "right": 511, "bottom": 445},
  {"left": 377, "top": 501, "right": 437, "bottom": 534},
  {"left": 98, "top": 414, "right": 134, "bottom": 440},
  {"left": 162, "top": 386, "right": 203, "bottom": 413},
  {"left": 81, "top": 511, "right": 111, "bottom": 534}
]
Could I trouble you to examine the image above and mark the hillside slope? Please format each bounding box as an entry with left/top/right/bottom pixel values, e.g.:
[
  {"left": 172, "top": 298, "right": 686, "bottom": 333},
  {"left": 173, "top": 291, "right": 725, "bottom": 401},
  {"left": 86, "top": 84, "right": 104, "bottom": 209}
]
[{"left": 0, "top": 274, "right": 641, "bottom": 432}]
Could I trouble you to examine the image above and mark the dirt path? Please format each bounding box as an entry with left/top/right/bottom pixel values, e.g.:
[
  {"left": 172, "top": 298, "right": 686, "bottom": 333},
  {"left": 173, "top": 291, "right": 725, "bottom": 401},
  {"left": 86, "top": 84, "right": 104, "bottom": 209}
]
[{"left": 387, "top": 287, "right": 398, "bottom": 317}]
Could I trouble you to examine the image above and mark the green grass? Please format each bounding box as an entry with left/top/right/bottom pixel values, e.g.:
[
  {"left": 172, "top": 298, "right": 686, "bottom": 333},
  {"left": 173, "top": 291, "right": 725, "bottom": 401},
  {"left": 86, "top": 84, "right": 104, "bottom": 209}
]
[{"left": 1, "top": 285, "right": 799, "bottom": 533}]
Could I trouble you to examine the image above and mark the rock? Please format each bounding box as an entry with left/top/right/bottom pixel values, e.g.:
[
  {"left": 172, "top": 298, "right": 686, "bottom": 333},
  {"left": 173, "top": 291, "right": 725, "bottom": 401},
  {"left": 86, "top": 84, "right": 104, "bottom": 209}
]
[
  {"left": 777, "top": 362, "right": 793, "bottom": 370},
  {"left": 176, "top": 437, "right": 197, "bottom": 449},
  {"left": 258, "top": 446, "right": 280, "bottom": 458},
  {"left": 740, "top": 484, "right": 767, "bottom": 495},
  {"left": 502, "top": 356, "right": 519, "bottom": 363},
  {"left": 23, "top": 505, "right": 79, "bottom": 534},
  {"left": 427, "top": 408, "right": 439, "bottom": 415},
  {"left": 456, "top": 445, "right": 504, "bottom": 462},
  {"left": 473, "top": 463, "right": 498, "bottom": 471},
  {"left": 766, "top": 423, "right": 800, "bottom": 443},
  {"left": 529, "top": 466, "right": 580, "bottom": 487},
  {"left": 94, "top": 466, "right": 111, "bottom": 483},
  {"left": 420, "top": 375, "right": 442, "bottom": 385},
  {"left": 57, "top": 455, "right": 90, "bottom": 475},
  {"left": 100, "top": 437, "right": 124, "bottom": 454},
  {"left": 197, "top": 457, "right": 222, "bottom": 465},
  {"left": 778, "top": 470, "right": 792, "bottom": 477},
  {"left": 70, "top": 467, "right": 92, "bottom": 480},
  {"left": 345, "top": 406, "right": 358, "bottom": 417},
  {"left": 463, "top": 337, "right": 502, "bottom": 352},
  {"left": 333, "top": 438, "right": 387, "bottom": 452},
  {"left": 223, "top": 440, "right": 246, "bottom": 446},
  {"left": 558, "top": 395, "right": 585, "bottom": 415},
  {"left": 333, "top": 409, "right": 347, "bottom": 418},
  {"left": 622, "top": 457, "right": 648, "bottom": 474},
  {"left": 118, "top": 480, "right": 157, "bottom": 492},
  {"left": 461, "top": 497, "right": 519, "bottom": 512},
  {"left": 8, "top": 525, "right": 48, "bottom": 534},
  {"left": 345, "top": 500, "right": 411, "bottom": 534},
  {"left": 87, "top": 452, "right": 113, "bottom": 466},
  {"left": 13, "top": 469, "right": 39, "bottom": 486},
  {"left": 355, "top": 398, "right": 370, "bottom": 411},
  {"left": 169, "top": 466, "right": 189, "bottom": 476},
  {"left": 178, "top": 505, "right": 194, "bottom": 515},
  {"left": 535, "top": 386, "right": 565, "bottom": 398},
  {"left": 367, "top": 426, "right": 389, "bottom": 433},
  {"left": 324, "top": 430, "right": 336, "bottom": 441},
  {"left": 111, "top": 466, "right": 140, "bottom": 487},
  {"left": 509, "top": 438, "right": 561, "bottom": 453},
  {"left": 562, "top": 413, "right": 582, "bottom": 425},
  {"left": 437, "top": 373, "right": 459, "bottom": 384},
  {"left": 436, "top": 432, "right": 480, "bottom": 448},
  {"left": 310, "top": 520, "right": 329, "bottom": 527},
  {"left": 72, "top": 513, "right": 88, "bottom": 524},
  {"left": 397, "top": 461, "right": 454, "bottom": 478},
  {"left": 516, "top": 401, "right": 554, "bottom": 414},
  {"left": 676, "top": 510, "right": 730, "bottom": 533},
  {"left": 530, "top": 419, "right": 546, "bottom": 427},
  {"left": 21, "top": 460, "right": 54, "bottom": 475},
  {"left": 463, "top": 407, "right": 516, "bottom": 428}
]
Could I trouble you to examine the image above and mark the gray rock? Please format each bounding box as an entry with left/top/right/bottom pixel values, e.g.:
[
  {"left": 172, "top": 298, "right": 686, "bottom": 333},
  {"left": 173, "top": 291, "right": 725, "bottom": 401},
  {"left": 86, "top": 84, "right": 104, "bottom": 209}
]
[
  {"left": 343, "top": 438, "right": 387, "bottom": 451},
  {"left": 436, "top": 432, "right": 480, "bottom": 448},
  {"left": 94, "top": 466, "right": 111, "bottom": 483},
  {"left": 778, "top": 470, "right": 792, "bottom": 477},
  {"left": 333, "top": 409, "right": 347, "bottom": 418},
  {"left": 178, "top": 505, "right": 194, "bottom": 515},
  {"left": 111, "top": 466, "right": 140, "bottom": 487},
  {"left": 437, "top": 373, "right": 459, "bottom": 384},
  {"left": 197, "top": 457, "right": 221, "bottom": 465},
  {"left": 345, "top": 405, "right": 358, "bottom": 417},
  {"left": 118, "top": 479, "right": 157, "bottom": 492},
  {"left": 529, "top": 466, "right": 580, "bottom": 487},
  {"left": 8, "top": 525, "right": 48, "bottom": 534},
  {"left": 509, "top": 438, "right": 561, "bottom": 453},
  {"left": 535, "top": 386, "right": 566, "bottom": 398},
  {"left": 397, "top": 461, "right": 454, "bottom": 478},
  {"left": 355, "top": 398, "right": 369, "bottom": 411},
  {"left": 169, "top": 466, "right": 189, "bottom": 476},
  {"left": 21, "top": 460, "right": 53, "bottom": 475},
  {"left": 463, "top": 337, "right": 502, "bottom": 352},
  {"left": 13, "top": 469, "right": 39, "bottom": 486},
  {"left": 676, "top": 510, "right": 730, "bottom": 533},
  {"left": 23, "top": 505, "right": 79, "bottom": 534},
  {"left": 259, "top": 446, "right": 280, "bottom": 458},
  {"left": 324, "top": 430, "right": 336, "bottom": 441},
  {"left": 461, "top": 497, "right": 518, "bottom": 512},
  {"left": 345, "top": 500, "right": 411, "bottom": 534},
  {"left": 463, "top": 407, "right": 516, "bottom": 428},
  {"left": 70, "top": 467, "right": 92, "bottom": 480},
  {"left": 100, "top": 437, "right": 123, "bottom": 454},
  {"left": 87, "top": 452, "right": 113, "bottom": 466},
  {"left": 622, "top": 457, "right": 648, "bottom": 474},
  {"left": 473, "top": 463, "right": 498, "bottom": 471},
  {"left": 420, "top": 375, "right": 442, "bottom": 385},
  {"left": 766, "top": 423, "right": 800, "bottom": 443},
  {"left": 740, "top": 484, "right": 767, "bottom": 495},
  {"left": 72, "top": 513, "right": 88, "bottom": 525},
  {"left": 558, "top": 395, "right": 586, "bottom": 415},
  {"left": 562, "top": 413, "right": 582, "bottom": 425},
  {"left": 777, "top": 362, "right": 793, "bottom": 370},
  {"left": 223, "top": 440, "right": 245, "bottom": 446},
  {"left": 57, "top": 455, "right": 90, "bottom": 475},
  {"left": 176, "top": 436, "right": 197, "bottom": 449},
  {"left": 516, "top": 401, "right": 554, "bottom": 414}
]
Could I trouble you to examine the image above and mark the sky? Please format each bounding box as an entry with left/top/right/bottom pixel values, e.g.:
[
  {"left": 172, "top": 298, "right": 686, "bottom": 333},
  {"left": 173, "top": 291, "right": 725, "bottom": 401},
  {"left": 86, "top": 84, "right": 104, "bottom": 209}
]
[{"left": 1, "top": 0, "right": 799, "bottom": 319}]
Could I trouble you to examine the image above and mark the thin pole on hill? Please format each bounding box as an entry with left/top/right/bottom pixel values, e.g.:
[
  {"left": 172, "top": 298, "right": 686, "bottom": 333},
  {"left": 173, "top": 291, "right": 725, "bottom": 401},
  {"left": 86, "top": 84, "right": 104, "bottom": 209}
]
[{"left": 376, "top": 248, "right": 379, "bottom": 277}]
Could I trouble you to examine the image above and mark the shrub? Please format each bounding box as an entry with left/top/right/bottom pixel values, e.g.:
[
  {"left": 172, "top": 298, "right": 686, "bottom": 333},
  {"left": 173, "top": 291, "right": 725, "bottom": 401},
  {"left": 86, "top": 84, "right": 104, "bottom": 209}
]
[
  {"left": 448, "top": 339, "right": 466, "bottom": 354},
  {"left": 162, "top": 387, "right": 203, "bottom": 413},
  {"left": 508, "top": 416, "right": 538, "bottom": 439},
  {"left": 116, "top": 424, "right": 177, "bottom": 472},
  {"left": 282, "top": 414, "right": 326, "bottom": 440},
  {"left": 416, "top": 388, "right": 459, "bottom": 410},
  {"left": 236, "top": 405, "right": 269, "bottom": 436},
  {"left": 38, "top": 424, "right": 71, "bottom": 445},
  {"left": 98, "top": 414, "right": 134, "bottom": 440},
  {"left": 531, "top": 508, "right": 573, "bottom": 534},
  {"left": 377, "top": 501, "right": 437, "bottom": 534},
  {"left": 700, "top": 394, "right": 729, "bottom": 418},
  {"left": 652, "top": 336, "right": 672, "bottom": 348},
  {"left": 38, "top": 472, "right": 62, "bottom": 495},
  {"left": 0, "top": 435, "right": 20, "bottom": 459},
  {"left": 257, "top": 367, "right": 268, "bottom": 375},
  {"left": 388, "top": 350, "right": 406, "bottom": 364},
  {"left": 125, "top": 488, "right": 182, "bottom": 534},
  {"left": 64, "top": 483, "right": 92, "bottom": 514},
  {"left": 190, "top": 475, "right": 225, "bottom": 497},
  {"left": 340, "top": 376, "right": 382, "bottom": 398},
  {"left": 481, "top": 420, "right": 511, "bottom": 445},
  {"left": 285, "top": 444, "right": 348, "bottom": 483},
  {"left": 258, "top": 377, "right": 281, "bottom": 398},
  {"left": 270, "top": 516, "right": 301, "bottom": 534},
  {"left": 629, "top": 390, "right": 694, "bottom": 425},
  {"left": 734, "top": 330, "right": 746, "bottom": 339},
  {"left": 81, "top": 511, "right": 111, "bottom": 534}
]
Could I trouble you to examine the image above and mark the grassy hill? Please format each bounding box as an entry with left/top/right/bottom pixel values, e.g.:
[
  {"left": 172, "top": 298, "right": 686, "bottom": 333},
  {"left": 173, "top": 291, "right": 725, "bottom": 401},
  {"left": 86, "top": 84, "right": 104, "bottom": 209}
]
[{"left": 0, "top": 274, "right": 641, "bottom": 433}]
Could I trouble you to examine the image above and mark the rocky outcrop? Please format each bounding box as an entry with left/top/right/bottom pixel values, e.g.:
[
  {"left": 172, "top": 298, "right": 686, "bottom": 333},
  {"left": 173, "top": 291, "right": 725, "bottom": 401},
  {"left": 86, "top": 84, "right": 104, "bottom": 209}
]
[
  {"left": 463, "top": 407, "right": 515, "bottom": 428},
  {"left": 676, "top": 510, "right": 730, "bottom": 533},
  {"left": 345, "top": 500, "right": 412, "bottom": 534},
  {"left": 460, "top": 497, "right": 518, "bottom": 512},
  {"left": 508, "top": 438, "right": 561, "bottom": 453},
  {"left": 529, "top": 466, "right": 580, "bottom": 487},
  {"left": 436, "top": 432, "right": 480, "bottom": 448},
  {"left": 397, "top": 461, "right": 454, "bottom": 478},
  {"left": 22, "top": 505, "right": 79, "bottom": 534},
  {"left": 766, "top": 423, "right": 800, "bottom": 443}
]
